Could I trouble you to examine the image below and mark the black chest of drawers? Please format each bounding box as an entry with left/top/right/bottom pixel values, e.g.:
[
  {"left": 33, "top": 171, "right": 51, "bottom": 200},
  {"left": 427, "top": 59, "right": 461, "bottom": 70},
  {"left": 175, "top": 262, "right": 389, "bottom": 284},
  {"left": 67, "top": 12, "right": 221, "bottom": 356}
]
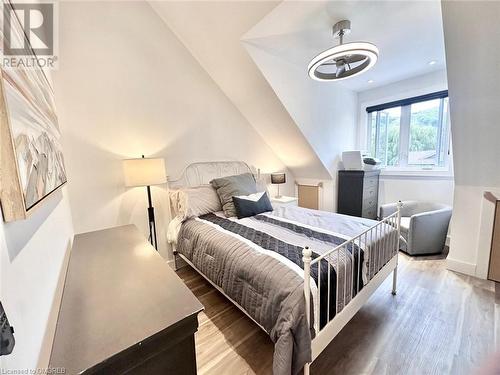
[{"left": 337, "top": 170, "right": 380, "bottom": 220}]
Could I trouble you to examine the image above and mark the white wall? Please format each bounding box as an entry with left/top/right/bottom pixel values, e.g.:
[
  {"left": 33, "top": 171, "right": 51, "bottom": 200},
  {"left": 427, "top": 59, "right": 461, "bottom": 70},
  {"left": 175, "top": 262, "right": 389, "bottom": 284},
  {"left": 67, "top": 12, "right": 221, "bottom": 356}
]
[
  {"left": 357, "top": 70, "right": 454, "bottom": 208},
  {"left": 0, "top": 190, "right": 74, "bottom": 370},
  {"left": 52, "top": 1, "right": 293, "bottom": 260},
  {"left": 442, "top": 1, "right": 500, "bottom": 278},
  {"left": 243, "top": 43, "right": 358, "bottom": 212},
  {"left": 244, "top": 43, "right": 358, "bottom": 178},
  {"left": 1, "top": 3, "right": 75, "bottom": 368},
  {"left": 378, "top": 176, "right": 454, "bottom": 207},
  {"left": 149, "top": 1, "right": 331, "bottom": 181}
]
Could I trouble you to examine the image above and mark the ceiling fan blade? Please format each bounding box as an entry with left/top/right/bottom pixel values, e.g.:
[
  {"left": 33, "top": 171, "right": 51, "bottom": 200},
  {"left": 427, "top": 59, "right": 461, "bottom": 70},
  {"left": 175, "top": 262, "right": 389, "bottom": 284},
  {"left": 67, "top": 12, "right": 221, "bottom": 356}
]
[{"left": 345, "top": 54, "right": 366, "bottom": 64}]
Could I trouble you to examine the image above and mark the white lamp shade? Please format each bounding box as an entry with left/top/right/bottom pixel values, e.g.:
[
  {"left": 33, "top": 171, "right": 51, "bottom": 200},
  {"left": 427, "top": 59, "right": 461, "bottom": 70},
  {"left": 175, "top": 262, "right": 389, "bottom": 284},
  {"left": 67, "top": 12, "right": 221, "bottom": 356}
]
[{"left": 123, "top": 158, "right": 167, "bottom": 187}]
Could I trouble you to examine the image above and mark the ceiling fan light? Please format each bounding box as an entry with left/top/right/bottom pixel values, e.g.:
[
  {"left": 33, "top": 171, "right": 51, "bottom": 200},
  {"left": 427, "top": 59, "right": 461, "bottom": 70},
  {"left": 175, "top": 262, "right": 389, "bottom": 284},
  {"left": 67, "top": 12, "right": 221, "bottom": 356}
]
[{"left": 308, "top": 42, "right": 379, "bottom": 82}]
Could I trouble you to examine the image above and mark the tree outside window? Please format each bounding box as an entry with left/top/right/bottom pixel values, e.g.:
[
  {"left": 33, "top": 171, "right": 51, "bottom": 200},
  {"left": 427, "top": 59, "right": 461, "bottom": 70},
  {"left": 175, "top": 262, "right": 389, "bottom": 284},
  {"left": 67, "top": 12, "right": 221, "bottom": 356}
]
[{"left": 367, "top": 93, "right": 450, "bottom": 170}]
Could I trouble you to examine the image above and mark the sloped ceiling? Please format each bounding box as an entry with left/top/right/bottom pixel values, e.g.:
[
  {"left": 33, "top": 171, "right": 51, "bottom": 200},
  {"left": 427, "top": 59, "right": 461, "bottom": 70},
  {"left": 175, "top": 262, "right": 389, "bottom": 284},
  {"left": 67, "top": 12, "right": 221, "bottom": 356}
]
[
  {"left": 149, "top": 0, "right": 446, "bottom": 180},
  {"left": 149, "top": 1, "right": 331, "bottom": 179},
  {"left": 242, "top": 2, "right": 360, "bottom": 176}
]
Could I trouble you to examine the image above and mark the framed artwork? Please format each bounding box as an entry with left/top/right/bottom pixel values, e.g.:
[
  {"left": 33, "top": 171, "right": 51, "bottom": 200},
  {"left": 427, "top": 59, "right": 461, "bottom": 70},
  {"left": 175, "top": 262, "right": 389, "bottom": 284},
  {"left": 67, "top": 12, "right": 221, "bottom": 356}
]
[{"left": 0, "top": 2, "right": 67, "bottom": 222}]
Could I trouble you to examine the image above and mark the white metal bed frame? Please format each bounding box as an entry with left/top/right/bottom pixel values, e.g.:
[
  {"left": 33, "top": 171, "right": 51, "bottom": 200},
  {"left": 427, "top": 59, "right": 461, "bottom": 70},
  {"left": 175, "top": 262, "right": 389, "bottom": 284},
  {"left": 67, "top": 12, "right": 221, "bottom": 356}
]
[
  {"left": 302, "top": 209, "right": 400, "bottom": 374},
  {"left": 168, "top": 161, "right": 401, "bottom": 374}
]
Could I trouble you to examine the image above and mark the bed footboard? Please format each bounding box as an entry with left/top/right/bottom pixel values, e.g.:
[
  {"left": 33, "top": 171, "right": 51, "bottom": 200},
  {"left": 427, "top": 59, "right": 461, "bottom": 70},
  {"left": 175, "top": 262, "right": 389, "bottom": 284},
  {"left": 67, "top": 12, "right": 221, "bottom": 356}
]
[{"left": 303, "top": 202, "right": 402, "bottom": 373}]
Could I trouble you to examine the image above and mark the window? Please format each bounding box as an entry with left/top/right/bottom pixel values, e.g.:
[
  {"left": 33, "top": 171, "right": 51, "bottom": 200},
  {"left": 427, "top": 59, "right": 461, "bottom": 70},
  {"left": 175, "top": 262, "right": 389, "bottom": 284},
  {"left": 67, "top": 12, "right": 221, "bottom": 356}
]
[{"left": 367, "top": 91, "right": 450, "bottom": 171}]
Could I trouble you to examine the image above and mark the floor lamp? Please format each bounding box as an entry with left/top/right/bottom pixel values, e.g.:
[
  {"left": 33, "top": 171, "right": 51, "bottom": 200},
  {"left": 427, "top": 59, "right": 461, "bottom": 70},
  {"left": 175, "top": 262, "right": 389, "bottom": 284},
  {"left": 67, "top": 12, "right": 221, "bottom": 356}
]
[{"left": 123, "top": 156, "right": 167, "bottom": 250}]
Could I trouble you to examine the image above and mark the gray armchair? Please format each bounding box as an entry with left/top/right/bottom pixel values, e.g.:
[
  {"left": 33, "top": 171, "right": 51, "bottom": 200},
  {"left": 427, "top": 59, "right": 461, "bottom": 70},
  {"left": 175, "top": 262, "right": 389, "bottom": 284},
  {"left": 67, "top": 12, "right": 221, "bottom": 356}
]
[{"left": 379, "top": 201, "right": 452, "bottom": 256}]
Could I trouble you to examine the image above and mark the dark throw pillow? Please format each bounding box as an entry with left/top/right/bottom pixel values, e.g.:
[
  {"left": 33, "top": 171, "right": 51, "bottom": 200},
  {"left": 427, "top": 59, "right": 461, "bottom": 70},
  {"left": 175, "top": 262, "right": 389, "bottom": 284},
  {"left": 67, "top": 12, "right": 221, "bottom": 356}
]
[{"left": 232, "top": 192, "right": 273, "bottom": 219}]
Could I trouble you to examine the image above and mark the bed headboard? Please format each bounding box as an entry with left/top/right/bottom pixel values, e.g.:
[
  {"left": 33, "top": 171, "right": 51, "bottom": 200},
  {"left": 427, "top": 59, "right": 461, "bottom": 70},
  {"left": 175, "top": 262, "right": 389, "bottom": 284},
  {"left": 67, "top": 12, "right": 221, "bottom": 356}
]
[{"left": 167, "top": 161, "right": 255, "bottom": 189}]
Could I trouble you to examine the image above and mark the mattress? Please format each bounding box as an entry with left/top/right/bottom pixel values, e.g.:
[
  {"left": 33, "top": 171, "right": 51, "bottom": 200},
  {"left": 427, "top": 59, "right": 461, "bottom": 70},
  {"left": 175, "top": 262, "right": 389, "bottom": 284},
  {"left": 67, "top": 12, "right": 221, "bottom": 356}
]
[{"left": 171, "top": 204, "right": 398, "bottom": 375}]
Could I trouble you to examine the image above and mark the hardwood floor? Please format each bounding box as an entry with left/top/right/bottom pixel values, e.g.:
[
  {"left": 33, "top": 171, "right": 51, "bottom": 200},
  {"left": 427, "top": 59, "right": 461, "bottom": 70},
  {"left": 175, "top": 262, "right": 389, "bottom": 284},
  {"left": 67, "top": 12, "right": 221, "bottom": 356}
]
[{"left": 177, "top": 253, "right": 500, "bottom": 375}]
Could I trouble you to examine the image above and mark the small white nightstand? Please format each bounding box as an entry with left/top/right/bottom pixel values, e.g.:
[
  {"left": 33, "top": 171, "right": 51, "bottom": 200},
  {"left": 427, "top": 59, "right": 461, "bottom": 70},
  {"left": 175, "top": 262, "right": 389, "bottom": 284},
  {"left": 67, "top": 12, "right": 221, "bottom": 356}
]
[{"left": 270, "top": 196, "right": 298, "bottom": 206}]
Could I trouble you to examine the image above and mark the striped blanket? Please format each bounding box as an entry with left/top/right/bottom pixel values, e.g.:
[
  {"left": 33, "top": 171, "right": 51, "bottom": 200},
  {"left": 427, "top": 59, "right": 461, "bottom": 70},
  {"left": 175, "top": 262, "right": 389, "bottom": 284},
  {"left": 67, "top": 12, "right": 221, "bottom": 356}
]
[{"left": 176, "top": 205, "right": 397, "bottom": 375}]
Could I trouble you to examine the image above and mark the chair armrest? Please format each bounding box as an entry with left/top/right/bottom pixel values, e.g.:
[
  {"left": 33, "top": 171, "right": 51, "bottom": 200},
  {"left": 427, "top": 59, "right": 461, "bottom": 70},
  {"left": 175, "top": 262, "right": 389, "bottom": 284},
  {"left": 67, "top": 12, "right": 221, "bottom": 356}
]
[
  {"left": 380, "top": 201, "right": 418, "bottom": 218},
  {"left": 408, "top": 208, "right": 452, "bottom": 254}
]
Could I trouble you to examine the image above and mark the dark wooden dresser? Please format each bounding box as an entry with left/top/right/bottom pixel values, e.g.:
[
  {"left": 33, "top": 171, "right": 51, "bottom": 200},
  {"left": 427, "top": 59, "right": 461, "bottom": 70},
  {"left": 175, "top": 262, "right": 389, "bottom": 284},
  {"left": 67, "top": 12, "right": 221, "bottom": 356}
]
[
  {"left": 337, "top": 170, "right": 380, "bottom": 219},
  {"left": 49, "top": 225, "right": 203, "bottom": 375}
]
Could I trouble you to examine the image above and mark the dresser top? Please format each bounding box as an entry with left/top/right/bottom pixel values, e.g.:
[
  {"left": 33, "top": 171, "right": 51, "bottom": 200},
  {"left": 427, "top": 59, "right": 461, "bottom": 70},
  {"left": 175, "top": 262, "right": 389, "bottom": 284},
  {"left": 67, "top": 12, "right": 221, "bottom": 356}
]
[
  {"left": 339, "top": 169, "right": 381, "bottom": 176},
  {"left": 49, "top": 225, "right": 203, "bottom": 374},
  {"left": 485, "top": 191, "right": 500, "bottom": 203}
]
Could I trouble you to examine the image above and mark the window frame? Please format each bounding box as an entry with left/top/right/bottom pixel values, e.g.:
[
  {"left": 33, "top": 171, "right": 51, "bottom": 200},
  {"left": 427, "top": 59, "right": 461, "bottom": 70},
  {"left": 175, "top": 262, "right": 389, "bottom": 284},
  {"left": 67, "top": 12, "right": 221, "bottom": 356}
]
[{"left": 366, "top": 90, "right": 451, "bottom": 173}]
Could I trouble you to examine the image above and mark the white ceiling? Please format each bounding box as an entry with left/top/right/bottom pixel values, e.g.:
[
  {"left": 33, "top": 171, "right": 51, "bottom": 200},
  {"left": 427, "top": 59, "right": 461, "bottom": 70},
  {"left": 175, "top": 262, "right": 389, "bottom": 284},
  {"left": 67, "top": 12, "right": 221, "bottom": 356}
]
[{"left": 243, "top": 0, "right": 447, "bottom": 92}]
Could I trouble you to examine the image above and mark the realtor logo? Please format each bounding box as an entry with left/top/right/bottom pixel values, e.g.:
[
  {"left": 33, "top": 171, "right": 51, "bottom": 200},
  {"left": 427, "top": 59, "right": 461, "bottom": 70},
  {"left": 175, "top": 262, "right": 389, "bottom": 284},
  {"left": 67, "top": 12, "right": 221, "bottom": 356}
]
[
  {"left": 4, "top": 2, "right": 54, "bottom": 56},
  {"left": 2, "top": 1, "right": 57, "bottom": 69}
]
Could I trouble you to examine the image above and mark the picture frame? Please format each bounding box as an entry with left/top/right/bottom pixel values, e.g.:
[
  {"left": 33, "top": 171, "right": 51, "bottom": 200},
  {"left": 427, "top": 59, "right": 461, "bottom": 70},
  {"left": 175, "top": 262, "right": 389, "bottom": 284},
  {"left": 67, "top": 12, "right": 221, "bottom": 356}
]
[{"left": 0, "top": 1, "right": 67, "bottom": 222}]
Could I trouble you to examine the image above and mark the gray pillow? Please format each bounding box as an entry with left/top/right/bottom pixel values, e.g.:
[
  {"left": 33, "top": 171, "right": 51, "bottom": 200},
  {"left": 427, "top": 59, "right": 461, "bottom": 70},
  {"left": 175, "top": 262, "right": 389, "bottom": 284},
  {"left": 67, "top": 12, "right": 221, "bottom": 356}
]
[{"left": 210, "top": 173, "right": 257, "bottom": 217}]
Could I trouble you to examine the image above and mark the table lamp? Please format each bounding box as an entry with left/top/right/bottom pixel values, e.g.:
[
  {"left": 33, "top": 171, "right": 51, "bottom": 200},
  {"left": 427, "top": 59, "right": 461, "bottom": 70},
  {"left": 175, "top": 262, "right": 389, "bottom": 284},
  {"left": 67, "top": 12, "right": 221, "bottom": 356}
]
[
  {"left": 271, "top": 172, "right": 286, "bottom": 198},
  {"left": 123, "top": 155, "right": 166, "bottom": 250}
]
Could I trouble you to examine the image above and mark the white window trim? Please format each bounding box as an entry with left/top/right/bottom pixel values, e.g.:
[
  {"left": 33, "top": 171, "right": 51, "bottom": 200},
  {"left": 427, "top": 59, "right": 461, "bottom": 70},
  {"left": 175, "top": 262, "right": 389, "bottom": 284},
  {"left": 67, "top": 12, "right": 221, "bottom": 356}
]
[
  {"left": 379, "top": 168, "right": 454, "bottom": 179},
  {"left": 363, "top": 95, "right": 453, "bottom": 178}
]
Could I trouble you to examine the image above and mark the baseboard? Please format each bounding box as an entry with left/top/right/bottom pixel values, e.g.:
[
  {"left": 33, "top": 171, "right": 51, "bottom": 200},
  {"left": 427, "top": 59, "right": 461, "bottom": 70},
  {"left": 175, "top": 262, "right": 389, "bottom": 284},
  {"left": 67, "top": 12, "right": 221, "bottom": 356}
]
[
  {"left": 445, "top": 235, "right": 451, "bottom": 247},
  {"left": 446, "top": 257, "right": 477, "bottom": 276}
]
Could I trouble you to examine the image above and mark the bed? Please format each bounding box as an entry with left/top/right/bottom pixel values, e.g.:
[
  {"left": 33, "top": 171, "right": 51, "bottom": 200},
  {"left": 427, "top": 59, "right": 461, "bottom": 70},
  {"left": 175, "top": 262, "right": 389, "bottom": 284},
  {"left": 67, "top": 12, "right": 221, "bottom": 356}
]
[{"left": 167, "top": 161, "right": 401, "bottom": 375}]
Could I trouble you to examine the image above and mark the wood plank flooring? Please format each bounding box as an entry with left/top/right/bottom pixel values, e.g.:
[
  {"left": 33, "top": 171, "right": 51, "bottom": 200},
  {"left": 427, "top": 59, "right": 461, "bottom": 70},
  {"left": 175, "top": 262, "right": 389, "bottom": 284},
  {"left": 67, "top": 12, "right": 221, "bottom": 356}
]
[{"left": 177, "top": 253, "right": 500, "bottom": 375}]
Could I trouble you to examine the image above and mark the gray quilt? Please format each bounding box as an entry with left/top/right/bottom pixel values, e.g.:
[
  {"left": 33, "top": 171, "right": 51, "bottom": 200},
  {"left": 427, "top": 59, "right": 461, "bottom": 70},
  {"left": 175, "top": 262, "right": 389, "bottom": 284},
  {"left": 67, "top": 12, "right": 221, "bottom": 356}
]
[{"left": 176, "top": 207, "right": 397, "bottom": 375}]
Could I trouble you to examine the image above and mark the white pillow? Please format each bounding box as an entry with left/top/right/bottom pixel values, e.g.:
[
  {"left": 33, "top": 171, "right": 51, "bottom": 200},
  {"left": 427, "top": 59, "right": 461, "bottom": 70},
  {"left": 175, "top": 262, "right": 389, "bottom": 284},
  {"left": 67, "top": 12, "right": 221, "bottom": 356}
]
[
  {"left": 234, "top": 191, "right": 266, "bottom": 202},
  {"left": 169, "top": 185, "right": 222, "bottom": 221}
]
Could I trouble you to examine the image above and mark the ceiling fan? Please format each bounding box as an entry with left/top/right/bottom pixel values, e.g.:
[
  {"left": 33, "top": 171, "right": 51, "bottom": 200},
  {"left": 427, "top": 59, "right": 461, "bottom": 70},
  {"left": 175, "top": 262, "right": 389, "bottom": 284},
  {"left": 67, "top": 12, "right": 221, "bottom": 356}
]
[{"left": 308, "top": 20, "right": 378, "bottom": 82}]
